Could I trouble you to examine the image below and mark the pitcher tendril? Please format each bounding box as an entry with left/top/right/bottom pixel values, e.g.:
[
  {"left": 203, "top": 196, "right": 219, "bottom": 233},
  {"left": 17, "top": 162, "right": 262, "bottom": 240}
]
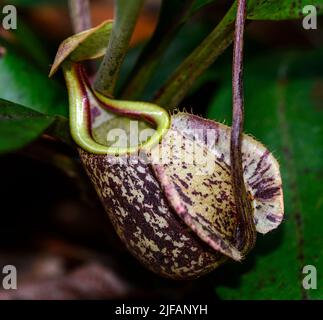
[{"left": 231, "top": 0, "right": 257, "bottom": 255}]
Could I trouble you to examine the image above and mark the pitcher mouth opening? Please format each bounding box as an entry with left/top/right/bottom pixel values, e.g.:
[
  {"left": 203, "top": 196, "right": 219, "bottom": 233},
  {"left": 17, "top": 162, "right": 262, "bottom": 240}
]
[{"left": 65, "top": 62, "right": 170, "bottom": 156}]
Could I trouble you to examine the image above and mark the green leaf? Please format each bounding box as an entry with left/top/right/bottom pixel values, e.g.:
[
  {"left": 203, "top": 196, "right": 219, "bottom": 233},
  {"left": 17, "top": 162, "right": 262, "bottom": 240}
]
[
  {"left": 153, "top": 0, "right": 322, "bottom": 109},
  {"left": 190, "top": 0, "right": 323, "bottom": 19},
  {"left": 207, "top": 49, "right": 323, "bottom": 299},
  {"left": 0, "top": 99, "right": 54, "bottom": 154},
  {"left": 124, "top": 22, "right": 210, "bottom": 100},
  {"left": 247, "top": 0, "right": 323, "bottom": 20},
  {"left": 121, "top": 0, "right": 217, "bottom": 100},
  {"left": 0, "top": 49, "right": 68, "bottom": 117},
  {"left": 190, "top": 0, "right": 216, "bottom": 15},
  {"left": 153, "top": 5, "right": 236, "bottom": 109}
]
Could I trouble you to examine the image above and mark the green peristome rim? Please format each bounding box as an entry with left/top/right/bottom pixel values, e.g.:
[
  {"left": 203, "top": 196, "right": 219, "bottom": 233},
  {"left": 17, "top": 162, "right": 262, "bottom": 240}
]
[
  {"left": 50, "top": 20, "right": 171, "bottom": 155},
  {"left": 63, "top": 61, "right": 170, "bottom": 155}
]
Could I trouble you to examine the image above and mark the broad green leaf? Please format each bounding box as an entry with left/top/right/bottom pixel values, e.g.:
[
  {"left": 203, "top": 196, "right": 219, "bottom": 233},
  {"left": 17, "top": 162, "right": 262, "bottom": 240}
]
[
  {"left": 0, "top": 99, "right": 54, "bottom": 154},
  {"left": 207, "top": 50, "right": 323, "bottom": 299},
  {"left": 0, "top": 49, "right": 68, "bottom": 117}
]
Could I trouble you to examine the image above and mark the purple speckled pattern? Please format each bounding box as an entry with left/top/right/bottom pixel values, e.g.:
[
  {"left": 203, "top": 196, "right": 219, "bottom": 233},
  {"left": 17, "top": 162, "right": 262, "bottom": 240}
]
[
  {"left": 170, "top": 113, "right": 284, "bottom": 234},
  {"left": 78, "top": 112, "right": 284, "bottom": 279},
  {"left": 79, "top": 150, "right": 226, "bottom": 279}
]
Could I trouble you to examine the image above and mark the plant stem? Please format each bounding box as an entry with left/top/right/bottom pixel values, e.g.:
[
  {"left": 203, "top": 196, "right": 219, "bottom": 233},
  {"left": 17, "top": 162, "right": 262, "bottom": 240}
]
[
  {"left": 94, "top": 0, "right": 145, "bottom": 97},
  {"left": 68, "top": 0, "right": 92, "bottom": 34},
  {"left": 230, "top": 0, "right": 256, "bottom": 255},
  {"left": 153, "top": 2, "right": 237, "bottom": 109},
  {"left": 121, "top": 0, "right": 195, "bottom": 100}
]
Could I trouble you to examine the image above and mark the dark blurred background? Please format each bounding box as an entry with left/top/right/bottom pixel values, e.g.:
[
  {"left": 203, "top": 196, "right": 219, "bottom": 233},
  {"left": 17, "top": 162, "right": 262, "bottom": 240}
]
[{"left": 0, "top": 0, "right": 322, "bottom": 299}]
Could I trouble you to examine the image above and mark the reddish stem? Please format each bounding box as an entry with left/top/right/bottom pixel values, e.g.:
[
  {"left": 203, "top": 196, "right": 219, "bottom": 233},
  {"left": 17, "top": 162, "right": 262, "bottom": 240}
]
[
  {"left": 231, "top": 0, "right": 256, "bottom": 254},
  {"left": 68, "top": 0, "right": 92, "bottom": 34}
]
